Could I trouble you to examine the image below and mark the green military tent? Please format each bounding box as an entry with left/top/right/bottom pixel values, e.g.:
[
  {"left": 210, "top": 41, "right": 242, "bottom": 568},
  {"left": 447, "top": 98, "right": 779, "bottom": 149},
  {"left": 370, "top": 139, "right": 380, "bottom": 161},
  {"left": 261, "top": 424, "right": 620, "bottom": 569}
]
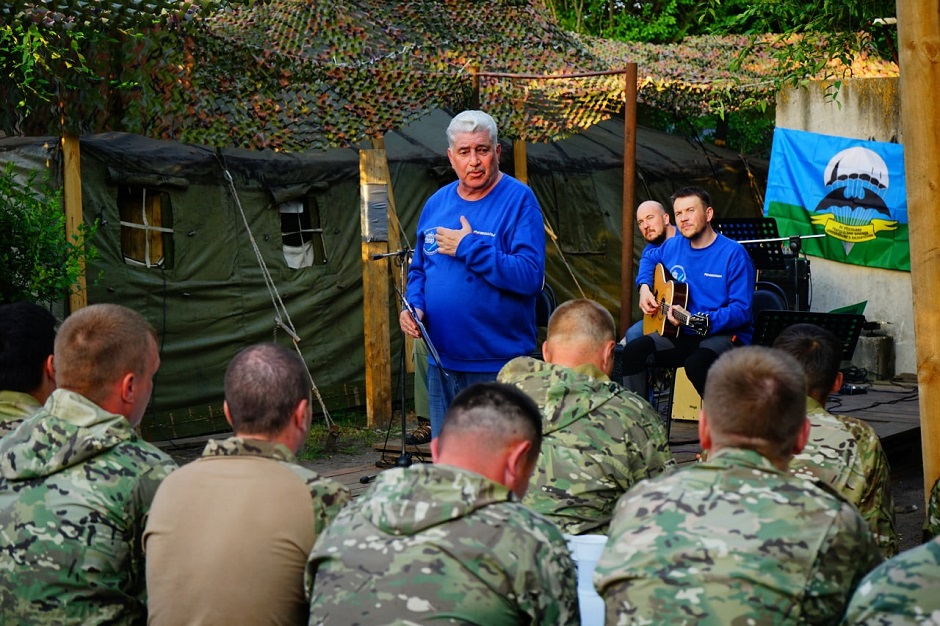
[{"left": 0, "top": 109, "right": 766, "bottom": 439}]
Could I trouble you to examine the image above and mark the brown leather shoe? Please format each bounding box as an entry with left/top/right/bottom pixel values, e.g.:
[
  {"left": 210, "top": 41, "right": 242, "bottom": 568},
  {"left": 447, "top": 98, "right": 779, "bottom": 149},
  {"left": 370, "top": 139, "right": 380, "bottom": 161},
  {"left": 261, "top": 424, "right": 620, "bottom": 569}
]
[{"left": 404, "top": 421, "right": 432, "bottom": 445}]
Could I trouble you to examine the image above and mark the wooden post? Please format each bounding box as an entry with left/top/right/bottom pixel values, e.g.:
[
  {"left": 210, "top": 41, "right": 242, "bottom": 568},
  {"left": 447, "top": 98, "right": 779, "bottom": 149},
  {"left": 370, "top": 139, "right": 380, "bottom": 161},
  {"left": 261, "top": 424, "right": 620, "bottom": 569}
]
[
  {"left": 360, "top": 149, "right": 393, "bottom": 428},
  {"left": 62, "top": 134, "right": 87, "bottom": 312},
  {"left": 370, "top": 136, "right": 415, "bottom": 374},
  {"left": 514, "top": 139, "right": 528, "bottom": 184},
  {"left": 896, "top": 0, "right": 940, "bottom": 501},
  {"left": 620, "top": 64, "right": 638, "bottom": 334}
]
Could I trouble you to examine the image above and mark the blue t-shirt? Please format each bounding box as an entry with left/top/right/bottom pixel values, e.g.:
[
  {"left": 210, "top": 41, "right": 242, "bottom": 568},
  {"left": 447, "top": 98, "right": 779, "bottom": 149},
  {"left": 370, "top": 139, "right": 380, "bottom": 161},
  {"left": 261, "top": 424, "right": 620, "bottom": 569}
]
[
  {"left": 637, "top": 232, "right": 755, "bottom": 343},
  {"left": 407, "top": 175, "right": 545, "bottom": 371}
]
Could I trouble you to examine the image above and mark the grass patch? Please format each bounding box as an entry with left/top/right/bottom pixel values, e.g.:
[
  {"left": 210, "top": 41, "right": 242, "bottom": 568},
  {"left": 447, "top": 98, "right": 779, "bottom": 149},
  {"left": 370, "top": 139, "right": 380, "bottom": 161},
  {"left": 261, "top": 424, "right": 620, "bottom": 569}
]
[{"left": 298, "top": 408, "right": 399, "bottom": 461}]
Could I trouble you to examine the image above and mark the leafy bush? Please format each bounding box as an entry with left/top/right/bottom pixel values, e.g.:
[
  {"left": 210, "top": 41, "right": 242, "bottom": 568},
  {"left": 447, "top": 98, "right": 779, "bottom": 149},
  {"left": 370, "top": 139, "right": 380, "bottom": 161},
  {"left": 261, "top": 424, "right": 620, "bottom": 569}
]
[{"left": 0, "top": 163, "right": 96, "bottom": 306}]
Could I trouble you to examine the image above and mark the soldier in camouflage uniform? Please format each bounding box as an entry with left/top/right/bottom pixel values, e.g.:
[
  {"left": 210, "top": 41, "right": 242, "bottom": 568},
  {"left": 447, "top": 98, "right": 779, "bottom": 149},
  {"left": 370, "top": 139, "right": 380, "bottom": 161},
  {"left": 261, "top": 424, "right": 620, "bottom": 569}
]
[
  {"left": 307, "top": 382, "right": 579, "bottom": 625},
  {"left": 0, "top": 302, "right": 57, "bottom": 439},
  {"left": 774, "top": 323, "right": 898, "bottom": 557},
  {"left": 145, "top": 343, "right": 351, "bottom": 626},
  {"left": 596, "top": 346, "right": 882, "bottom": 625},
  {"left": 498, "top": 298, "right": 674, "bottom": 535},
  {"left": 0, "top": 303, "right": 176, "bottom": 625},
  {"left": 843, "top": 536, "right": 940, "bottom": 624}
]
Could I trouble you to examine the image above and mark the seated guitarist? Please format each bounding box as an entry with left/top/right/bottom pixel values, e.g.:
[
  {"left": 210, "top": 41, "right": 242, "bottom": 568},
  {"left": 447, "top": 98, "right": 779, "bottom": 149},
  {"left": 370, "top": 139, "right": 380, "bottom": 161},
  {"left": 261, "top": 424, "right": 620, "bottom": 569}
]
[{"left": 621, "top": 186, "right": 755, "bottom": 397}]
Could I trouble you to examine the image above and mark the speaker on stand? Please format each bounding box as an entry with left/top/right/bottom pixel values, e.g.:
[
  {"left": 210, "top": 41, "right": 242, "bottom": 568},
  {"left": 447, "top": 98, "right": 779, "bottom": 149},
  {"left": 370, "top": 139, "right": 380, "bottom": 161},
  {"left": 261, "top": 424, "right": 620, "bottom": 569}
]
[{"left": 757, "top": 257, "right": 810, "bottom": 312}]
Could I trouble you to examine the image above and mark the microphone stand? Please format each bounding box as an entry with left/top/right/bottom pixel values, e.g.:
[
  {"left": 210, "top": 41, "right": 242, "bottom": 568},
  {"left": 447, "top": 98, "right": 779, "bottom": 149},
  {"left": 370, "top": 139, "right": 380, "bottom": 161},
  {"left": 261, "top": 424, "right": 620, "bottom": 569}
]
[{"left": 366, "top": 248, "right": 417, "bottom": 473}]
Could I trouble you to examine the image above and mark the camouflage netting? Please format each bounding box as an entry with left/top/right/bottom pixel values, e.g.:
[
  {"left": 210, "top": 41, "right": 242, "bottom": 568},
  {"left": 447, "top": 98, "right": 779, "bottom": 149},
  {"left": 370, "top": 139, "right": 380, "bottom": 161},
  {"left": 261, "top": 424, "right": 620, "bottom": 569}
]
[
  {"left": 582, "top": 33, "right": 899, "bottom": 116},
  {"left": 146, "top": 0, "right": 627, "bottom": 149},
  {"left": 3, "top": 2, "right": 898, "bottom": 151},
  {"left": 3, "top": 0, "right": 630, "bottom": 151},
  {"left": 478, "top": 71, "right": 627, "bottom": 143}
]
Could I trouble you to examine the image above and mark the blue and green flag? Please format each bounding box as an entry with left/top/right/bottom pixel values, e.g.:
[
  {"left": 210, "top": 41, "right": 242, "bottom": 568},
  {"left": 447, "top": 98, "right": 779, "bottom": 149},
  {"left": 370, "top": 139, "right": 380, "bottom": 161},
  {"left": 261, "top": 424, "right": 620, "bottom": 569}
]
[{"left": 764, "top": 128, "right": 909, "bottom": 271}]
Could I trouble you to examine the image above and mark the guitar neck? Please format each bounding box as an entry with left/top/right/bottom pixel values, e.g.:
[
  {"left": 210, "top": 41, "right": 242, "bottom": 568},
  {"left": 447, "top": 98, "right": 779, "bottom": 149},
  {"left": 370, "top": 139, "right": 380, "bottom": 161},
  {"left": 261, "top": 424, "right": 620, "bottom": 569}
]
[{"left": 673, "top": 308, "right": 693, "bottom": 327}]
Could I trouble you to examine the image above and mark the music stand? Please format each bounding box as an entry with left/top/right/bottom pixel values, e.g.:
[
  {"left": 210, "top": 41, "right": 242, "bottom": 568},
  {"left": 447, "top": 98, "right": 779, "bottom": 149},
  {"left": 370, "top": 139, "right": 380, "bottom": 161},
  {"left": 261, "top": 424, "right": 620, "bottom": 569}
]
[
  {"left": 713, "top": 218, "right": 787, "bottom": 271},
  {"left": 752, "top": 310, "right": 865, "bottom": 360}
]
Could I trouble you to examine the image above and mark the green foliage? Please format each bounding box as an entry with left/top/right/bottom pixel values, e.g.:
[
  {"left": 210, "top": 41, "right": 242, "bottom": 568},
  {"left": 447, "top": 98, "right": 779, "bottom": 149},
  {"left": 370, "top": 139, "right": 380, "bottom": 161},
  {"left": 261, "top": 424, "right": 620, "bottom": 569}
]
[
  {"left": 549, "top": 0, "right": 691, "bottom": 41},
  {"left": 698, "top": 0, "right": 896, "bottom": 89},
  {"left": 549, "top": 0, "right": 897, "bottom": 118},
  {"left": 0, "top": 163, "right": 96, "bottom": 307},
  {"left": 0, "top": 1, "right": 267, "bottom": 134},
  {"left": 638, "top": 103, "right": 774, "bottom": 157}
]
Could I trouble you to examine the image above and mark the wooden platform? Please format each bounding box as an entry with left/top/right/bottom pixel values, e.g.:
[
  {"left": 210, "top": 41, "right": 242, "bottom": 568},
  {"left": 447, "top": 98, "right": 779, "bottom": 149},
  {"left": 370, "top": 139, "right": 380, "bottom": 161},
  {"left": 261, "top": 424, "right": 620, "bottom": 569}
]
[
  {"left": 668, "top": 381, "right": 921, "bottom": 462},
  {"left": 316, "top": 442, "right": 433, "bottom": 497},
  {"left": 318, "top": 463, "right": 394, "bottom": 498},
  {"left": 313, "top": 381, "right": 923, "bottom": 497},
  {"left": 828, "top": 381, "right": 921, "bottom": 459},
  {"left": 372, "top": 439, "right": 432, "bottom": 463}
]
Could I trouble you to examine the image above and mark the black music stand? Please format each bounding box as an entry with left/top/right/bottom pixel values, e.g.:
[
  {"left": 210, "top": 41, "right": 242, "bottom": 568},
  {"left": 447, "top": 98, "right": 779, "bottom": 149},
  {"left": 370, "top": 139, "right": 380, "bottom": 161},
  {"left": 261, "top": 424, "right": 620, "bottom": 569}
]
[
  {"left": 713, "top": 218, "right": 788, "bottom": 271},
  {"left": 752, "top": 310, "right": 865, "bottom": 361}
]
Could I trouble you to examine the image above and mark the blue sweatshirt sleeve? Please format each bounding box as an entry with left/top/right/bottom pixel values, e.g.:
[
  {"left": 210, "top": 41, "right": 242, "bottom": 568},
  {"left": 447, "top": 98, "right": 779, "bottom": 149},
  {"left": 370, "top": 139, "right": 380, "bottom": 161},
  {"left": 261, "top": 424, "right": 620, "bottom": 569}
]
[
  {"left": 636, "top": 242, "right": 664, "bottom": 289},
  {"left": 455, "top": 195, "right": 545, "bottom": 297},
  {"left": 406, "top": 242, "right": 427, "bottom": 314}
]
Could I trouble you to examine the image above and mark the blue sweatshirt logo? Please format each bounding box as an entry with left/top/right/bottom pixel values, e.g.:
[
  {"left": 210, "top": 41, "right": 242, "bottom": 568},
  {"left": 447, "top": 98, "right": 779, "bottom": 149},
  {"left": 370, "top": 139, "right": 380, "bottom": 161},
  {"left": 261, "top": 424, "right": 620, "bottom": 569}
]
[{"left": 424, "top": 228, "right": 439, "bottom": 256}]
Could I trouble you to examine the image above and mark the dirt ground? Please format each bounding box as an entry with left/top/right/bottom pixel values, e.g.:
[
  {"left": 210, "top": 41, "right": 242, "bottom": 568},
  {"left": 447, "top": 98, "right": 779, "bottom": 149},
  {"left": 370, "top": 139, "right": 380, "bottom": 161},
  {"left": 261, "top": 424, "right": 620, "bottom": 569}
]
[
  {"left": 887, "top": 445, "right": 928, "bottom": 553},
  {"left": 162, "top": 428, "right": 929, "bottom": 554}
]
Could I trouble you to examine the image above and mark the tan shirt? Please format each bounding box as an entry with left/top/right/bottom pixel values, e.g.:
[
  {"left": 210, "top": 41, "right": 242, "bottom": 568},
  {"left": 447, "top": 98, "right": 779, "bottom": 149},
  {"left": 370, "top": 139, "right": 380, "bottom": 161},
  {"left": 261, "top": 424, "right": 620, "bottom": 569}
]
[{"left": 143, "top": 437, "right": 350, "bottom": 626}]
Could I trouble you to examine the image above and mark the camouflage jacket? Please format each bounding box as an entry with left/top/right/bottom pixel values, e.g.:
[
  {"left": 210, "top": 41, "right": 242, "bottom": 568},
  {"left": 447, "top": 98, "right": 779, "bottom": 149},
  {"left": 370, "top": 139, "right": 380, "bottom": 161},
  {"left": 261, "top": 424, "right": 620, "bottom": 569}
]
[
  {"left": 843, "top": 536, "right": 940, "bottom": 625},
  {"left": 790, "top": 397, "right": 898, "bottom": 557},
  {"left": 307, "top": 463, "right": 580, "bottom": 625},
  {"left": 0, "top": 388, "right": 177, "bottom": 625},
  {"left": 925, "top": 477, "right": 940, "bottom": 541},
  {"left": 595, "top": 447, "right": 882, "bottom": 625},
  {"left": 498, "top": 356, "right": 675, "bottom": 535},
  {"left": 200, "top": 436, "right": 351, "bottom": 536},
  {"left": 0, "top": 389, "right": 42, "bottom": 441}
]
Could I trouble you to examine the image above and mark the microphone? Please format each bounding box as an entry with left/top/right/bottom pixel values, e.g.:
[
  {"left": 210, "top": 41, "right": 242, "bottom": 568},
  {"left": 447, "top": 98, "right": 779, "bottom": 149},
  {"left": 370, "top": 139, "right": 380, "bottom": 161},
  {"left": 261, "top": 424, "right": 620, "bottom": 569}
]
[
  {"left": 371, "top": 248, "right": 413, "bottom": 261},
  {"left": 360, "top": 474, "right": 376, "bottom": 484}
]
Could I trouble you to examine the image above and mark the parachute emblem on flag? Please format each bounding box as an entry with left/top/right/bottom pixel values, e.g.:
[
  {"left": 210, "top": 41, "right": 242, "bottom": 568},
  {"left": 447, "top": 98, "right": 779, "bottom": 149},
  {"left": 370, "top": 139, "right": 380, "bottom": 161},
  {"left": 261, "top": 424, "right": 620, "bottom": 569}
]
[{"left": 809, "top": 147, "right": 898, "bottom": 254}]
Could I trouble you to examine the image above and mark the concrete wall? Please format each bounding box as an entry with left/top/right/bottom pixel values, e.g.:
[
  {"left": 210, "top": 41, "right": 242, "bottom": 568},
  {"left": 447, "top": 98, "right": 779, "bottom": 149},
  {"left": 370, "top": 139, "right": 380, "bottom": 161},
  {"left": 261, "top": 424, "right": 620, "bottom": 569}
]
[{"left": 776, "top": 78, "right": 915, "bottom": 376}]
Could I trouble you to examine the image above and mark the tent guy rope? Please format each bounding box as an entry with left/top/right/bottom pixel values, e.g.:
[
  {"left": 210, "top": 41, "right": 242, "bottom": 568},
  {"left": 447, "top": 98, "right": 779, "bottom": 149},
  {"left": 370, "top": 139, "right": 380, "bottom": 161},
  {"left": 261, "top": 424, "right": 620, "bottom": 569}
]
[{"left": 216, "top": 152, "right": 336, "bottom": 429}]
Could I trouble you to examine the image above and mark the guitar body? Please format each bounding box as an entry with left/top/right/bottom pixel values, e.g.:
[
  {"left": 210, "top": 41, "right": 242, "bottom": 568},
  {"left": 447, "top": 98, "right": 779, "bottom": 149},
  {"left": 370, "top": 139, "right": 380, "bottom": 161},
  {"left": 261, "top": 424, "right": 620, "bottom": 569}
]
[{"left": 644, "top": 263, "right": 688, "bottom": 338}]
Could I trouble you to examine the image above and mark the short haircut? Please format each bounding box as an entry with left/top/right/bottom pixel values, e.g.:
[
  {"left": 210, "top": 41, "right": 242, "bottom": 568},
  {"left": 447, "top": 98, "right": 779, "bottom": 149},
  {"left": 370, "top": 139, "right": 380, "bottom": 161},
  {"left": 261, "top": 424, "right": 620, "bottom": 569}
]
[
  {"left": 703, "top": 346, "right": 807, "bottom": 458},
  {"left": 224, "top": 343, "right": 310, "bottom": 436},
  {"left": 55, "top": 304, "right": 157, "bottom": 405},
  {"left": 547, "top": 299, "right": 616, "bottom": 347},
  {"left": 439, "top": 382, "right": 542, "bottom": 464},
  {"left": 772, "top": 323, "right": 842, "bottom": 400},
  {"left": 0, "top": 302, "right": 57, "bottom": 393},
  {"left": 446, "top": 110, "right": 498, "bottom": 148},
  {"left": 671, "top": 186, "right": 712, "bottom": 208}
]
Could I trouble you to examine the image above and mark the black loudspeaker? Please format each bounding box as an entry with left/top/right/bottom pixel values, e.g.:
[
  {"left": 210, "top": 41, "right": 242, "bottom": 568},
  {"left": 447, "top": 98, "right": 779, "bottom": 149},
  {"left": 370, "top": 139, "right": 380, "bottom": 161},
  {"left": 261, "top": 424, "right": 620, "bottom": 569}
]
[{"left": 757, "top": 258, "right": 811, "bottom": 312}]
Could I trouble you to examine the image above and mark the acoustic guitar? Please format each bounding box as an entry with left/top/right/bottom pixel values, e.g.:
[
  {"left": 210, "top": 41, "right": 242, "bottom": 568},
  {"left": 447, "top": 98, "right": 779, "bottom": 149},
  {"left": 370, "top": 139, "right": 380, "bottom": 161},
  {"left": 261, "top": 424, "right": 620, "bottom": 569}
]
[{"left": 643, "top": 263, "right": 710, "bottom": 338}]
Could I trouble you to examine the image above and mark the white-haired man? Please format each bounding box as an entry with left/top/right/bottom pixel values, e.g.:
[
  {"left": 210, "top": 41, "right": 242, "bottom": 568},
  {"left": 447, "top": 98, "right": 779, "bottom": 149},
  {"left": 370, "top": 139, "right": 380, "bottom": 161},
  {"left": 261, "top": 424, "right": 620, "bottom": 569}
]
[{"left": 400, "top": 110, "right": 546, "bottom": 444}]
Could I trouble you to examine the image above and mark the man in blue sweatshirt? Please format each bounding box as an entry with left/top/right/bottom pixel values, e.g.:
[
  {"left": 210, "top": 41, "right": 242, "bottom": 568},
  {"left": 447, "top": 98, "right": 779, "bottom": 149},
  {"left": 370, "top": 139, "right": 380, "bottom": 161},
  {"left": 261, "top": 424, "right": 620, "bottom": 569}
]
[
  {"left": 400, "top": 110, "right": 546, "bottom": 443},
  {"left": 620, "top": 186, "right": 755, "bottom": 397}
]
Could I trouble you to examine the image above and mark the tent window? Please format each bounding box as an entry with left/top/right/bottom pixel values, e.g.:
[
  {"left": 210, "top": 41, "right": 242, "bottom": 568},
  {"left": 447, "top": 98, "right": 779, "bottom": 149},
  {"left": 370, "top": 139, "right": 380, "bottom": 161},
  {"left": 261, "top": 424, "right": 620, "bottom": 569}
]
[
  {"left": 118, "top": 186, "right": 174, "bottom": 269},
  {"left": 280, "top": 197, "right": 327, "bottom": 269}
]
